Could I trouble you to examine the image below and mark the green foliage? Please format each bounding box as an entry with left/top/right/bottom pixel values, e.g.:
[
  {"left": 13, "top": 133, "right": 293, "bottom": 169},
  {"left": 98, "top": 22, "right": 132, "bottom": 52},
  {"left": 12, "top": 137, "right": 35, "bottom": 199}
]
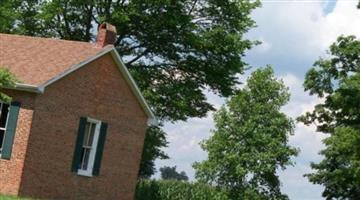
[
  {"left": 0, "top": 0, "right": 17, "bottom": 33},
  {"left": 306, "top": 126, "right": 360, "bottom": 199},
  {"left": 135, "top": 180, "right": 230, "bottom": 200},
  {"left": 193, "top": 66, "right": 298, "bottom": 200},
  {"left": 0, "top": 1, "right": 40, "bottom": 35},
  {"left": 298, "top": 35, "right": 360, "bottom": 199},
  {"left": 0, "top": 68, "right": 17, "bottom": 102},
  {"left": 160, "top": 166, "right": 189, "bottom": 181},
  {"left": 138, "top": 125, "right": 169, "bottom": 179}
]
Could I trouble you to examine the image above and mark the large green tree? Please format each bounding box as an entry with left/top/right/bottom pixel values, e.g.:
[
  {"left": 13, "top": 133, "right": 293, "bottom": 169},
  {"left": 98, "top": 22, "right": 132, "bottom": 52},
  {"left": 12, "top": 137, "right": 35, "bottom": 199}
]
[
  {"left": 0, "top": 0, "right": 260, "bottom": 177},
  {"left": 298, "top": 36, "right": 360, "bottom": 199},
  {"left": 194, "top": 67, "right": 298, "bottom": 200}
]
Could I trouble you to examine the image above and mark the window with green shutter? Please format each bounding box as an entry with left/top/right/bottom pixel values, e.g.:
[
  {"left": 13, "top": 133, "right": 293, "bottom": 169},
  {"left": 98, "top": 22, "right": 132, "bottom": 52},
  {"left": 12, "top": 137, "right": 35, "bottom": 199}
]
[
  {"left": 72, "top": 117, "right": 108, "bottom": 177},
  {"left": 0, "top": 101, "right": 21, "bottom": 160}
]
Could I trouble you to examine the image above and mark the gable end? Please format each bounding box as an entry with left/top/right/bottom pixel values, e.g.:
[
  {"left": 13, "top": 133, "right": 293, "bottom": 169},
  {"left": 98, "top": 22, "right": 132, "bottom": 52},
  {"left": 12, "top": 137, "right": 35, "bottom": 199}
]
[{"left": 13, "top": 47, "right": 156, "bottom": 125}]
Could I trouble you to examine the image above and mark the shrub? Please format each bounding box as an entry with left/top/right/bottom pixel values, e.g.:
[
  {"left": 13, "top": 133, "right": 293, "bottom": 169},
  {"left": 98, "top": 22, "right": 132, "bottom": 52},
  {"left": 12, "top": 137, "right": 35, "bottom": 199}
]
[{"left": 135, "top": 180, "right": 230, "bottom": 200}]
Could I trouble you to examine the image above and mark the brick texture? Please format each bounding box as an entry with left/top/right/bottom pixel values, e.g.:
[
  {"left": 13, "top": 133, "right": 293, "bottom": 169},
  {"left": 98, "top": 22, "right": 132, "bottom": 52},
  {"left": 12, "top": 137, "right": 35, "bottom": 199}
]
[
  {"left": 96, "top": 23, "right": 117, "bottom": 47},
  {"left": 0, "top": 53, "right": 148, "bottom": 200},
  {"left": 0, "top": 90, "right": 36, "bottom": 196}
]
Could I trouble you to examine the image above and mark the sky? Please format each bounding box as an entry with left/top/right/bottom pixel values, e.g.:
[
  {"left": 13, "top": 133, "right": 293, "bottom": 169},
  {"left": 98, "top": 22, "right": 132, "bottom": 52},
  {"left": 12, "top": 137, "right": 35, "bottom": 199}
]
[{"left": 155, "top": 1, "right": 360, "bottom": 200}]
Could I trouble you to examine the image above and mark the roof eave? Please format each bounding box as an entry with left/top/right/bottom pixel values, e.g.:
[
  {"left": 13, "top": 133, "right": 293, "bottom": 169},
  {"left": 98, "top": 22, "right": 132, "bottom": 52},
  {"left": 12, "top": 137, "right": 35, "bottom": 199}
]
[{"left": 6, "top": 83, "right": 43, "bottom": 94}]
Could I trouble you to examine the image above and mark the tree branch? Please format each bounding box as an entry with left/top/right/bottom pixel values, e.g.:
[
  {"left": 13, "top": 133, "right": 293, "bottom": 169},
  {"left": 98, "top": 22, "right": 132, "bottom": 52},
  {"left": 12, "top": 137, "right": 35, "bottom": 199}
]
[
  {"left": 84, "top": 5, "right": 94, "bottom": 42},
  {"left": 105, "top": 0, "right": 112, "bottom": 21},
  {"left": 126, "top": 49, "right": 150, "bottom": 66},
  {"left": 62, "top": 2, "right": 72, "bottom": 38},
  {"left": 119, "top": 0, "right": 127, "bottom": 6},
  {"left": 56, "top": 14, "right": 65, "bottom": 38},
  {"left": 124, "top": 44, "right": 145, "bottom": 52},
  {"left": 188, "top": 0, "right": 198, "bottom": 15}
]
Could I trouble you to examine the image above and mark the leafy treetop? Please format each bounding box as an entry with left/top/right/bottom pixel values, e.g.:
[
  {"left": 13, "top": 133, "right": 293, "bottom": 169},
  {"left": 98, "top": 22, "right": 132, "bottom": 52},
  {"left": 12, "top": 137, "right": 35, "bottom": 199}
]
[
  {"left": 299, "top": 36, "right": 360, "bottom": 133},
  {"left": 298, "top": 35, "right": 360, "bottom": 199},
  {"left": 194, "top": 66, "right": 298, "bottom": 200}
]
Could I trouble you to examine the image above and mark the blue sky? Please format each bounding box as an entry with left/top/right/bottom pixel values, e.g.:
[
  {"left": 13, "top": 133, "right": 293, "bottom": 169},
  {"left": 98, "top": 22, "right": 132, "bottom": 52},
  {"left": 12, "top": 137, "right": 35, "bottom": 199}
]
[{"left": 155, "top": 1, "right": 360, "bottom": 200}]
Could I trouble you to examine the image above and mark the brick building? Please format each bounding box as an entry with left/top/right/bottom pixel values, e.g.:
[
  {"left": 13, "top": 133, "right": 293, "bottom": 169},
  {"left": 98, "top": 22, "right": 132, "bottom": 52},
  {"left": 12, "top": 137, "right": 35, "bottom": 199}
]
[{"left": 0, "top": 23, "right": 155, "bottom": 200}]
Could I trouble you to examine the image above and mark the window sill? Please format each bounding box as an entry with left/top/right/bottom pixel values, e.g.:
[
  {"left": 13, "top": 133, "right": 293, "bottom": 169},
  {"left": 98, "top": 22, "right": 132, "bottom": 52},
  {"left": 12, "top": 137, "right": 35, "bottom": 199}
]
[{"left": 77, "top": 170, "right": 93, "bottom": 177}]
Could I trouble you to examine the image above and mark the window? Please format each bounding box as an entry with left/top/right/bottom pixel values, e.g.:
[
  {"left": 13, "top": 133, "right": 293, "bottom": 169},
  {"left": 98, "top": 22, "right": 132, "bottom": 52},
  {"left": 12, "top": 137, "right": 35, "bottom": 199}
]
[
  {"left": 72, "top": 117, "right": 108, "bottom": 176},
  {"left": 0, "top": 103, "right": 10, "bottom": 155},
  {"left": 77, "top": 118, "right": 101, "bottom": 177}
]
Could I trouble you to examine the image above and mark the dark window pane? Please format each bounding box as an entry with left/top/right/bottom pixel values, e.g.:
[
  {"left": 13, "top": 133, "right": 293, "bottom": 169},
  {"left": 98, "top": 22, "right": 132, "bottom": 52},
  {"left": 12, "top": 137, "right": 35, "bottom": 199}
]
[
  {"left": 0, "top": 129, "right": 5, "bottom": 152},
  {"left": 81, "top": 148, "right": 90, "bottom": 170},
  {"left": 83, "top": 123, "right": 91, "bottom": 146},
  {"left": 78, "top": 120, "right": 98, "bottom": 172},
  {"left": 87, "top": 123, "right": 96, "bottom": 146},
  {"left": 78, "top": 148, "right": 85, "bottom": 169},
  {"left": 0, "top": 104, "right": 9, "bottom": 128}
]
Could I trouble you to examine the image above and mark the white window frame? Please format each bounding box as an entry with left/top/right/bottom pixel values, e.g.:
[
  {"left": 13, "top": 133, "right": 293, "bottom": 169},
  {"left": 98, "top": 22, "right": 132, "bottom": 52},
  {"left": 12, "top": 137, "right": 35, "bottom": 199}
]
[
  {"left": 0, "top": 103, "right": 10, "bottom": 156},
  {"left": 77, "top": 117, "right": 102, "bottom": 177}
]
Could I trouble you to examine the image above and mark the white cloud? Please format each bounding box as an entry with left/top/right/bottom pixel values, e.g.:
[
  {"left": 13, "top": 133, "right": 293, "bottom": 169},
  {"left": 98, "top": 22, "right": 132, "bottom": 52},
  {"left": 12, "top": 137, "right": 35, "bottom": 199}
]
[
  {"left": 246, "top": 0, "right": 360, "bottom": 74},
  {"left": 156, "top": 115, "right": 215, "bottom": 179},
  {"left": 318, "top": 1, "right": 360, "bottom": 50},
  {"left": 280, "top": 73, "right": 324, "bottom": 118}
]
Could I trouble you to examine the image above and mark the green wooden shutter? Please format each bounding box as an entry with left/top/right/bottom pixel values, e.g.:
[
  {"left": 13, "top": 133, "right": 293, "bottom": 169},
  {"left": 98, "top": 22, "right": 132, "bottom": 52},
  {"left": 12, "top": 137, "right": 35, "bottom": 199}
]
[
  {"left": 93, "top": 122, "right": 108, "bottom": 176},
  {"left": 71, "top": 117, "right": 87, "bottom": 172},
  {"left": 1, "top": 101, "right": 21, "bottom": 160}
]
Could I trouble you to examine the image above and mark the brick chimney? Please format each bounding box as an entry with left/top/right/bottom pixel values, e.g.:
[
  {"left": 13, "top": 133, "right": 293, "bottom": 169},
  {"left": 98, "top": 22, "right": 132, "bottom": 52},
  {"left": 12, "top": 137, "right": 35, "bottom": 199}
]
[{"left": 96, "top": 23, "right": 117, "bottom": 47}]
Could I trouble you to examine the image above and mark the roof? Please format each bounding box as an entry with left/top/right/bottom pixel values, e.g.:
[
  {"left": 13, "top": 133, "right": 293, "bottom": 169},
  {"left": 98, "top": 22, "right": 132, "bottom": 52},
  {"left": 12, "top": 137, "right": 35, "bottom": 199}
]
[
  {"left": 0, "top": 33, "right": 156, "bottom": 124},
  {"left": 0, "top": 33, "right": 103, "bottom": 85}
]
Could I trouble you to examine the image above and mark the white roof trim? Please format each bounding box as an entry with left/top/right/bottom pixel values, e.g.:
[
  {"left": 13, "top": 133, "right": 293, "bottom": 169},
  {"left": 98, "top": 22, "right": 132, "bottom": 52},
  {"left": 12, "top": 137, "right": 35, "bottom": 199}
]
[{"left": 9, "top": 46, "right": 157, "bottom": 125}]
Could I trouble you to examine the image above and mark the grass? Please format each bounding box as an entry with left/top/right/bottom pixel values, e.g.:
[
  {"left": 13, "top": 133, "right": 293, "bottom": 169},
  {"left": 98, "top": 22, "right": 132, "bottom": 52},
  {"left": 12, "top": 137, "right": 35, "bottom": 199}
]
[{"left": 0, "top": 196, "right": 33, "bottom": 200}]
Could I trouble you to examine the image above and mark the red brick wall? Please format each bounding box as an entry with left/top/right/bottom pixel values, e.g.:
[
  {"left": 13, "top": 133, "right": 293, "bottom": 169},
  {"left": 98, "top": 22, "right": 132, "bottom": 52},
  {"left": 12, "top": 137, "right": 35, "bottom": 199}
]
[
  {"left": 18, "top": 54, "right": 148, "bottom": 200},
  {"left": 0, "top": 90, "right": 36, "bottom": 196}
]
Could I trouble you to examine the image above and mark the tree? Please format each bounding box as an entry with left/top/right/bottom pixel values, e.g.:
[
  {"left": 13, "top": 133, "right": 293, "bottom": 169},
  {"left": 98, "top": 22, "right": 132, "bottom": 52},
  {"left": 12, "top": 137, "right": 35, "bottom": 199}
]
[
  {"left": 193, "top": 67, "right": 298, "bottom": 200},
  {"left": 160, "top": 166, "right": 189, "bottom": 181},
  {"left": 0, "top": 0, "right": 260, "bottom": 177},
  {"left": 298, "top": 35, "right": 360, "bottom": 199},
  {"left": 138, "top": 126, "right": 169, "bottom": 179}
]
